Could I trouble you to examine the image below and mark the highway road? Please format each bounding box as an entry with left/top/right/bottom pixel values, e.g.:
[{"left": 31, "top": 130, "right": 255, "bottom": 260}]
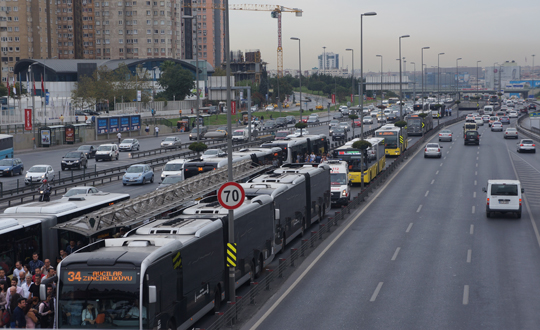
[{"left": 240, "top": 115, "right": 540, "bottom": 330}]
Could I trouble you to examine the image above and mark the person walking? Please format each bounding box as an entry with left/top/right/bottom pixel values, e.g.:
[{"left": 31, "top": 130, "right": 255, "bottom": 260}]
[
  {"left": 60, "top": 114, "right": 64, "bottom": 124},
  {"left": 145, "top": 125, "right": 150, "bottom": 135},
  {"left": 154, "top": 126, "right": 159, "bottom": 137},
  {"left": 117, "top": 132, "right": 122, "bottom": 144}
]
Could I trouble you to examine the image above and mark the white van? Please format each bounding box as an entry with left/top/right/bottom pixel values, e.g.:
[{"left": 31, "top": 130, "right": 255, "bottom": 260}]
[
  {"left": 322, "top": 160, "right": 350, "bottom": 205},
  {"left": 232, "top": 129, "right": 249, "bottom": 142},
  {"left": 482, "top": 180, "right": 524, "bottom": 218},
  {"left": 161, "top": 159, "right": 187, "bottom": 181},
  {"left": 95, "top": 144, "right": 119, "bottom": 161},
  {"left": 483, "top": 105, "right": 494, "bottom": 115}
]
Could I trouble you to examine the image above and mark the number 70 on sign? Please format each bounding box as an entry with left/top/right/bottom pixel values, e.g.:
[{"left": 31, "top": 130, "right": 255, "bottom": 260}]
[{"left": 217, "top": 182, "right": 245, "bottom": 210}]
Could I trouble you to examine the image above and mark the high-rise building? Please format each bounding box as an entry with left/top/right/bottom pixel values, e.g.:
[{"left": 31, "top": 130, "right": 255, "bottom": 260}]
[
  {"left": 0, "top": 0, "right": 58, "bottom": 83},
  {"left": 317, "top": 52, "right": 339, "bottom": 71}
]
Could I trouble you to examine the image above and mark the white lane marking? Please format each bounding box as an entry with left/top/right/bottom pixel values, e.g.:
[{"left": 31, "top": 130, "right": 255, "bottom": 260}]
[
  {"left": 473, "top": 192, "right": 476, "bottom": 198},
  {"left": 248, "top": 143, "right": 426, "bottom": 330},
  {"left": 463, "top": 285, "right": 470, "bottom": 305},
  {"left": 425, "top": 190, "right": 429, "bottom": 197},
  {"left": 440, "top": 163, "right": 443, "bottom": 167},
  {"left": 476, "top": 157, "right": 479, "bottom": 160},
  {"left": 436, "top": 170, "right": 439, "bottom": 175},
  {"left": 477, "top": 151, "right": 479, "bottom": 155},
  {"left": 444, "top": 156, "right": 447, "bottom": 159},
  {"left": 416, "top": 204, "right": 423, "bottom": 213},
  {"left": 391, "top": 247, "right": 401, "bottom": 261},
  {"left": 406, "top": 223, "right": 413, "bottom": 233},
  {"left": 470, "top": 225, "right": 474, "bottom": 235},
  {"left": 472, "top": 206, "right": 475, "bottom": 214},
  {"left": 447, "top": 151, "right": 450, "bottom": 154},
  {"left": 475, "top": 171, "right": 477, "bottom": 175},
  {"left": 408, "top": 138, "right": 412, "bottom": 142},
  {"left": 476, "top": 163, "right": 478, "bottom": 167},
  {"left": 467, "top": 249, "right": 472, "bottom": 263},
  {"left": 370, "top": 282, "right": 384, "bottom": 302},
  {"left": 474, "top": 180, "right": 477, "bottom": 186},
  {"left": 431, "top": 179, "right": 435, "bottom": 185}
]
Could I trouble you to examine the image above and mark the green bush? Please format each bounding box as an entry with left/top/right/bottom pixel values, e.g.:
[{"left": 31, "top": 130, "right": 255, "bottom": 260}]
[
  {"left": 189, "top": 142, "right": 208, "bottom": 153},
  {"left": 352, "top": 140, "right": 372, "bottom": 150},
  {"left": 394, "top": 120, "right": 407, "bottom": 128}
]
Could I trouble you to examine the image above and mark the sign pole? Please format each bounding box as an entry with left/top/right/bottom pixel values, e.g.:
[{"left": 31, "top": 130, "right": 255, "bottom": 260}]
[{"left": 224, "top": 0, "right": 235, "bottom": 305}]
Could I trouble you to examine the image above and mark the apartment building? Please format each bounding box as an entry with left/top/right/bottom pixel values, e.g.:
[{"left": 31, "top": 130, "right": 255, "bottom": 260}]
[{"left": 0, "top": 0, "right": 57, "bottom": 83}]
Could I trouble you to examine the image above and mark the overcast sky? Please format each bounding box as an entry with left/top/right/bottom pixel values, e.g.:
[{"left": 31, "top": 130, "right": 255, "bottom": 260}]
[{"left": 229, "top": 0, "right": 540, "bottom": 73}]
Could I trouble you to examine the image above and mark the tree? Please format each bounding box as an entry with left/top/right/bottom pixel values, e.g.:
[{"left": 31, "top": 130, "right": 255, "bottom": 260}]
[
  {"left": 352, "top": 140, "right": 372, "bottom": 150},
  {"left": 158, "top": 63, "right": 194, "bottom": 101},
  {"left": 189, "top": 142, "right": 208, "bottom": 154},
  {"left": 213, "top": 67, "right": 226, "bottom": 76},
  {"left": 0, "top": 83, "right": 7, "bottom": 97},
  {"left": 394, "top": 120, "right": 407, "bottom": 128},
  {"left": 295, "top": 122, "right": 307, "bottom": 136}
]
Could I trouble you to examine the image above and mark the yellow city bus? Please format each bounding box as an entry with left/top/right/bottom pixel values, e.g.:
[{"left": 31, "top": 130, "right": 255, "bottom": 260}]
[
  {"left": 332, "top": 137, "right": 386, "bottom": 184},
  {"left": 375, "top": 124, "right": 408, "bottom": 156}
]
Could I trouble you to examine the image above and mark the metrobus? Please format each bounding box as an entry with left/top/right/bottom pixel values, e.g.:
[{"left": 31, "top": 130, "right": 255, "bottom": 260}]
[
  {"left": 0, "top": 192, "right": 129, "bottom": 275},
  {"left": 289, "top": 134, "right": 329, "bottom": 156},
  {"left": 388, "top": 97, "right": 399, "bottom": 105},
  {"left": 375, "top": 124, "right": 408, "bottom": 156},
  {"left": 260, "top": 138, "right": 309, "bottom": 164},
  {"left": 55, "top": 195, "right": 279, "bottom": 330},
  {"left": 0, "top": 134, "right": 14, "bottom": 159},
  {"left": 406, "top": 114, "right": 433, "bottom": 136},
  {"left": 183, "top": 147, "right": 282, "bottom": 179},
  {"left": 413, "top": 103, "right": 429, "bottom": 112},
  {"left": 489, "top": 95, "right": 499, "bottom": 105},
  {"left": 332, "top": 137, "right": 386, "bottom": 184}
]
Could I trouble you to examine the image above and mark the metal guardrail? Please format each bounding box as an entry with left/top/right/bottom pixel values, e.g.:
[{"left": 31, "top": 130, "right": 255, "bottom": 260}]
[{"left": 203, "top": 116, "right": 466, "bottom": 330}]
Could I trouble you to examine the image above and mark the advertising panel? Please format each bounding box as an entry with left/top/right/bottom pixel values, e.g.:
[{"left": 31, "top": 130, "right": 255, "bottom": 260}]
[
  {"left": 120, "top": 116, "right": 130, "bottom": 132},
  {"left": 130, "top": 115, "right": 141, "bottom": 131},
  {"left": 97, "top": 118, "right": 108, "bottom": 134},
  {"left": 24, "top": 109, "right": 32, "bottom": 131},
  {"left": 65, "top": 126, "right": 75, "bottom": 143},
  {"left": 109, "top": 117, "right": 119, "bottom": 133},
  {"left": 41, "top": 129, "right": 51, "bottom": 146}
]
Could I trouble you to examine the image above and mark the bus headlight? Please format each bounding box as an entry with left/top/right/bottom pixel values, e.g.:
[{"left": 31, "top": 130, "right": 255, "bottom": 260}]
[{"left": 342, "top": 189, "right": 348, "bottom": 197}]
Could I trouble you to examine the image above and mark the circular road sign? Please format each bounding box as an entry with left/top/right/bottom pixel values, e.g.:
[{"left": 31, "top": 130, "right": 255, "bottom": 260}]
[{"left": 218, "top": 182, "right": 245, "bottom": 210}]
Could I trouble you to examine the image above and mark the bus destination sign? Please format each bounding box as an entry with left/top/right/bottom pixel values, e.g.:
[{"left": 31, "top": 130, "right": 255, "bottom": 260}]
[{"left": 63, "top": 270, "right": 137, "bottom": 284}]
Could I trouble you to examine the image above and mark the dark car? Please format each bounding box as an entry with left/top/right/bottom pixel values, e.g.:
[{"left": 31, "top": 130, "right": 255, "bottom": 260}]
[
  {"left": 189, "top": 126, "right": 208, "bottom": 140},
  {"left": 77, "top": 145, "right": 97, "bottom": 159},
  {"left": 520, "top": 106, "right": 529, "bottom": 114},
  {"left": 61, "top": 151, "right": 88, "bottom": 170},
  {"left": 0, "top": 158, "right": 24, "bottom": 176},
  {"left": 208, "top": 106, "right": 218, "bottom": 114},
  {"left": 156, "top": 174, "right": 184, "bottom": 190},
  {"left": 386, "top": 113, "right": 398, "bottom": 122},
  {"left": 262, "top": 120, "right": 277, "bottom": 130},
  {"left": 286, "top": 116, "right": 296, "bottom": 124},
  {"left": 83, "top": 110, "right": 101, "bottom": 116},
  {"left": 529, "top": 104, "right": 537, "bottom": 110},
  {"left": 464, "top": 131, "right": 480, "bottom": 145},
  {"left": 500, "top": 116, "right": 510, "bottom": 124},
  {"left": 74, "top": 110, "right": 86, "bottom": 116},
  {"left": 332, "top": 128, "right": 347, "bottom": 141},
  {"left": 275, "top": 117, "right": 288, "bottom": 127}
]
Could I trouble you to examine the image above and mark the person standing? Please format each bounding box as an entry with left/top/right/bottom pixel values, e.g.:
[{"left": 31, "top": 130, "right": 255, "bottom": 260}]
[
  {"left": 28, "top": 253, "right": 44, "bottom": 275},
  {"left": 21, "top": 275, "right": 33, "bottom": 299},
  {"left": 12, "top": 262, "right": 23, "bottom": 282},
  {"left": 13, "top": 297, "right": 26, "bottom": 328},
  {"left": 145, "top": 125, "right": 150, "bottom": 135},
  {"left": 65, "top": 241, "right": 78, "bottom": 255},
  {"left": 60, "top": 114, "right": 64, "bottom": 124},
  {"left": 117, "top": 132, "right": 122, "bottom": 144},
  {"left": 40, "top": 259, "right": 52, "bottom": 277},
  {"left": 38, "top": 295, "right": 54, "bottom": 328},
  {"left": 154, "top": 126, "right": 159, "bottom": 137}
]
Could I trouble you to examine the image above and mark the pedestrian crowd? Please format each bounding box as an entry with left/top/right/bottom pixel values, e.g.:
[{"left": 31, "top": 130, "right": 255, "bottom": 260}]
[
  {"left": 0, "top": 239, "right": 82, "bottom": 329},
  {"left": 295, "top": 152, "right": 331, "bottom": 164}
]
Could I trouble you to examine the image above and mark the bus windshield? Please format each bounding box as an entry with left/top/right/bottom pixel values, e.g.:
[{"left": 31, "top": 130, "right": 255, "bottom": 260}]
[
  {"left": 377, "top": 133, "right": 398, "bottom": 148},
  {"left": 407, "top": 118, "right": 422, "bottom": 128},
  {"left": 58, "top": 269, "right": 146, "bottom": 329}
]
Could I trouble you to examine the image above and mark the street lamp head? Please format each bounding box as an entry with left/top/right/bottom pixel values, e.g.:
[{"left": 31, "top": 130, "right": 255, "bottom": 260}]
[
  {"left": 290, "top": 37, "right": 299, "bottom": 40},
  {"left": 376, "top": 54, "right": 382, "bottom": 57},
  {"left": 457, "top": 58, "right": 462, "bottom": 61},
  {"left": 346, "top": 48, "right": 353, "bottom": 51},
  {"left": 477, "top": 60, "right": 482, "bottom": 63},
  {"left": 422, "top": 47, "right": 430, "bottom": 50},
  {"left": 400, "top": 35, "right": 410, "bottom": 38},
  {"left": 439, "top": 53, "right": 445, "bottom": 55},
  {"left": 362, "top": 12, "right": 377, "bottom": 16}
]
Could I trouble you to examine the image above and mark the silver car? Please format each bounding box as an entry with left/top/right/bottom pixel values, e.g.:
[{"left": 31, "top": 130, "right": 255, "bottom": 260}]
[
  {"left": 491, "top": 122, "right": 503, "bottom": 132},
  {"left": 424, "top": 143, "right": 443, "bottom": 158},
  {"left": 438, "top": 129, "right": 453, "bottom": 142},
  {"left": 517, "top": 139, "right": 536, "bottom": 153},
  {"left": 504, "top": 128, "right": 518, "bottom": 139},
  {"left": 161, "top": 136, "right": 182, "bottom": 148},
  {"left": 119, "top": 138, "right": 140, "bottom": 151},
  {"left": 339, "top": 122, "right": 351, "bottom": 132}
]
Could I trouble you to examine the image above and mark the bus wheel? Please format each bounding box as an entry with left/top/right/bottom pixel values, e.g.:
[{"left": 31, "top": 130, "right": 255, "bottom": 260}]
[
  {"left": 213, "top": 288, "right": 221, "bottom": 312},
  {"left": 167, "top": 320, "right": 176, "bottom": 330},
  {"left": 255, "top": 255, "right": 263, "bottom": 278}
]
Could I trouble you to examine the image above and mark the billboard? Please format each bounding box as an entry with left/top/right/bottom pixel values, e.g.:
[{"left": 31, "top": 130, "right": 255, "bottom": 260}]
[
  {"left": 120, "top": 116, "right": 130, "bottom": 132},
  {"left": 130, "top": 115, "right": 141, "bottom": 131},
  {"left": 109, "top": 117, "right": 119, "bottom": 133},
  {"left": 97, "top": 118, "right": 108, "bottom": 134},
  {"left": 24, "top": 109, "right": 32, "bottom": 131}
]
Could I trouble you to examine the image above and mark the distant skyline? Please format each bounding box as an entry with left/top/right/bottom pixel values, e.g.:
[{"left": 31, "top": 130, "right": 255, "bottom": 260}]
[{"left": 229, "top": 0, "right": 540, "bottom": 73}]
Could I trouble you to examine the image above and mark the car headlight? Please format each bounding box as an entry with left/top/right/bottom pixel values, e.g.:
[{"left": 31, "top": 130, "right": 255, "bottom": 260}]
[
  {"left": 73, "top": 160, "right": 79, "bottom": 163},
  {"left": 138, "top": 174, "right": 142, "bottom": 178},
  {"left": 41, "top": 175, "right": 45, "bottom": 178}
]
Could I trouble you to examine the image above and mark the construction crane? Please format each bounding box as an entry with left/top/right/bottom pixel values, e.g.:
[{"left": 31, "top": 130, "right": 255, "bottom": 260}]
[{"left": 184, "top": 3, "right": 302, "bottom": 77}]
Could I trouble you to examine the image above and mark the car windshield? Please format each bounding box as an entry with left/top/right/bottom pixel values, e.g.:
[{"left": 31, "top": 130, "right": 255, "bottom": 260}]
[
  {"left": 65, "top": 152, "right": 81, "bottom": 158},
  {"left": 276, "top": 132, "right": 288, "bottom": 137},
  {"left": 441, "top": 130, "right": 451, "bottom": 133},
  {"left": 330, "top": 120, "right": 339, "bottom": 124},
  {"left": 127, "top": 166, "right": 144, "bottom": 173},
  {"left": 466, "top": 132, "right": 477, "bottom": 136},
  {"left": 97, "top": 146, "right": 112, "bottom": 151},
  {"left": 64, "top": 188, "right": 89, "bottom": 197},
  {"left": 233, "top": 131, "right": 245, "bottom": 136},
  {"left": 78, "top": 146, "right": 92, "bottom": 151},
  {"left": 506, "top": 128, "right": 517, "bottom": 131},
  {"left": 29, "top": 166, "right": 47, "bottom": 173},
  {"left": 121, "top": 139, "right": 134, "bottom": 144},
  {"left": 163, "top": 163, "right": 183, "bottom": 171},
  {"left": 164, "top": 137, "right": 176, "bottom": 141},
  {"left": 522, "top": 140, "right": 534, "bottom": 144},
  {"left": 491, "top": 184, "right": 518, "bottom": 196},
  {"left": 0, "top": 159, "right": 13, "bottom": 166},
  {"left": 162, "top": 176, "right": 183, "bottom": 184},
  {"left": 334, "top": 128, "right": 344, "bottom": 133},
  {"left": 204, "top": 150, "right": 220, "bottom": 155},
  {"left": 426, "top": 143, "right": 439, "bottom": 148},
  {"left": 331, "top": 173, "right": 347, "bottom": 185}
]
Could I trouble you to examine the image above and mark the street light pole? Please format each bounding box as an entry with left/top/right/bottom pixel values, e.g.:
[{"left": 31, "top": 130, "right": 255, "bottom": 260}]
[
  {"left": 183, "top": 14, "right": 201, "bottom": 141},
  {"left": 456, "top": 57, "right": 462, "bottom": 107},
  {"left": 360, "top": 11, "right": 376, "bottom": 191},
  {"left": 346, "top": 48, "right": 354, "bottom": 105},
  {"left": 291, "top": 37, "right": 302, "bottom": 121},
  {"left": 532, "top": 54, "right": 535, "bottom": 90},
  {"left": 410, "top": 62, "right": 416, "bottom": 102},
  {"left": 376, "top": 55, "right": 383, "bottom": 112},
  {"left": 323, "top": 46, "right": 326, "bottom": 75},
  {"left": 437, "top": 53, "right": 444, "bottom": 106},
  {"left": 421, "top": 47, "right": 430, "bottom": 109},
  {"left": 399, "top": 35, "right": 410, "bottom": 121},
  {"left": 477, "top": 60, "right": 481, "bottom": 96}
]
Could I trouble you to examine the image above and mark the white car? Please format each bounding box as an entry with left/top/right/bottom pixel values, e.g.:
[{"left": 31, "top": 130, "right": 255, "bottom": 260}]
[
  {"left": 363, "top": 117, "right": 374, "bottom": 125},
  {"left": 201, "top": 149, "right": 226, "bottom": 160},
  {"left": 508, "top": 111, "right": 518, "bottom": 118},
  {"left": 251, "top": 105, "right": 258, "bottom": 111},
  {"left": 160, "top": 136, "right": 182, "bottom": 148},
  {"left": 161, "top": 159, "right": 187, "bottom": 181},
  {"left": 287, "top": 129, "right": 309, "bottom": 138},
  {"left": 474, "top": 117, "right": 484, "bottom": 126},
  {"left": 265, "top": 105, "right": 275, "bottom": 111},
  {"left": 483, "top": 179, "right": 523, "bottom": 218},
  {"left": 62, "top": 186, "right": 101, "bottom": 198},
  {"left": 119, "top": 138, "right": 140, "bottom": 151},
  {"left": 25, "top": 165, "right": 55, "bottom": 185}
]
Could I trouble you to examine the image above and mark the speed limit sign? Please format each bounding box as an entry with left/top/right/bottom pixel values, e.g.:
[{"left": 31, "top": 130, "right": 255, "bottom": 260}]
[{"left": 217, "top": 182, "right": 245, "bottom": 210}]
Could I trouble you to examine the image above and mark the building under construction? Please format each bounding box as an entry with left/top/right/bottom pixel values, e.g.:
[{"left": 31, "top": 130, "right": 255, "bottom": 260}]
[{"left": 225, "top": 49, "right": 266, "bottom": 84}]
